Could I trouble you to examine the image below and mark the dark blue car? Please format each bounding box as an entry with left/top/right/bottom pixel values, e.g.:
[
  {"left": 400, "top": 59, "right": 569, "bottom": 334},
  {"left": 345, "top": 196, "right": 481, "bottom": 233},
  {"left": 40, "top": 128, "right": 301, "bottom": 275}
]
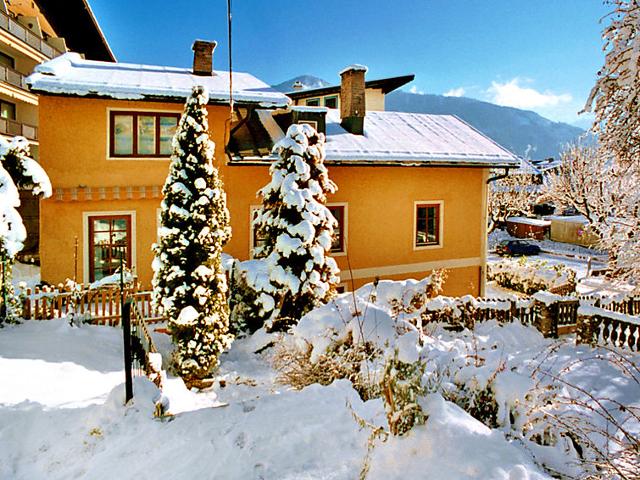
[{"left": 495, "top": 240, "right": 541, "bottom": 256}]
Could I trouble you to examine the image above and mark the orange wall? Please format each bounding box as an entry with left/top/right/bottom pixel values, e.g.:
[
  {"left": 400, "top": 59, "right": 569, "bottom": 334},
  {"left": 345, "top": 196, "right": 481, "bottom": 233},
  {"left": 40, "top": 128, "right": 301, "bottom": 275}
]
[{"left": 38, "top": 95, "right": 487, "bottom": 295}]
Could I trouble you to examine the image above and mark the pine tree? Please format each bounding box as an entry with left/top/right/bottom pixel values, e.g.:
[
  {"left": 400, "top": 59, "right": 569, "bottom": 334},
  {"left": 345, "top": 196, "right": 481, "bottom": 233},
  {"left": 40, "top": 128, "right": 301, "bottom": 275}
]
[
  {"left": 152, "top": 86, "right": 232, "bottom": 385},
  {"left": 0, "top": 137, "right": 51, "bottom": 323},
  {"left": 253, "top": 123, "right": 340, "bottom": 328}
]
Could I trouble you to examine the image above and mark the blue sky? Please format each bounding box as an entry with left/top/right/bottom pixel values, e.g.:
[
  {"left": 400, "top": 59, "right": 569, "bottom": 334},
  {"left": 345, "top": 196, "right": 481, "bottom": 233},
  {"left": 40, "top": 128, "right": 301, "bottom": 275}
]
[{"left": 90, "top": 0, "right": 610, "bottom": 126}]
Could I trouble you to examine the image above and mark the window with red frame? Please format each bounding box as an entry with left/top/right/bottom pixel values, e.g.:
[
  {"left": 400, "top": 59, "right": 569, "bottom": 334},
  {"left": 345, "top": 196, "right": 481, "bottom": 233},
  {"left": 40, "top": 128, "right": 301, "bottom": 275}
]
[
  {"left": 415, "top": 203, "right": 440, "bottom": 246},
  {"left": 110, "top": 111, "right": 179, "bottom": 157},
  {"left": 88, "top": 215, "right": 132, "bottom": 282}
]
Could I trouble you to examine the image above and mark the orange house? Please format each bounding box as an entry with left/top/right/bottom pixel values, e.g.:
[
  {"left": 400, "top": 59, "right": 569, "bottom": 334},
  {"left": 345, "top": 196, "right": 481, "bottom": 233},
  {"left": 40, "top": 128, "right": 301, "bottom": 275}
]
[{"left": 28, "top": 43, "right": 518, "bottom": 296}]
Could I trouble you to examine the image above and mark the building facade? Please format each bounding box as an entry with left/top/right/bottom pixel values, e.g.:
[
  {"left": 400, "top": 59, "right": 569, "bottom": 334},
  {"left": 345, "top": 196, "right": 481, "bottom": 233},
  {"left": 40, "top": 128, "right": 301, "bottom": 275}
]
[{"left": 29, "top": 45, "right": 518, "bottom": 296}]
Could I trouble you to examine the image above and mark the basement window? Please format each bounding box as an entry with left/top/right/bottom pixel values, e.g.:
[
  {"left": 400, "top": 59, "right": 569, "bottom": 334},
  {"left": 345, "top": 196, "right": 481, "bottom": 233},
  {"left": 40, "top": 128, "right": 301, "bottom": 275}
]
[{"left": 110, "top": 111, "right": 180, "bottom": 158}]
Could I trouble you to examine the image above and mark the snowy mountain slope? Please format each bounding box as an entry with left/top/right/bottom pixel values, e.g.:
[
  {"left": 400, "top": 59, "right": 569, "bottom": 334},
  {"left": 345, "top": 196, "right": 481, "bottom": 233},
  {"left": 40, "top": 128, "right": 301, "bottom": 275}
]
[
  {"left": 272, "top": 75, "right": 331, "bottom": 92},
  {"left": 272, "top": 75, "right": 585, "bottom": 159},
  {"left": 386, "top": 91, "right": 585, "bottom": 159}
]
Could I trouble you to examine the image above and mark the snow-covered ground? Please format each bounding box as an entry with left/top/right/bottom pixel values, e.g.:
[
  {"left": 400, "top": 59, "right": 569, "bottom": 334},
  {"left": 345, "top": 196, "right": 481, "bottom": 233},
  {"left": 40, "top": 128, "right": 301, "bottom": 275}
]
[{"left": 1, "top": 311, "right": 638, "bottom": 479}]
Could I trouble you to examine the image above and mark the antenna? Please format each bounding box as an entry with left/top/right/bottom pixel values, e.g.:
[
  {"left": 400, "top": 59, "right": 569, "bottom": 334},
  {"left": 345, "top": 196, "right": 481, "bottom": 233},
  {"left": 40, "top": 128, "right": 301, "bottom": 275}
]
[{"left": 227, "top": 0, "right": 233, "bottom": 120}]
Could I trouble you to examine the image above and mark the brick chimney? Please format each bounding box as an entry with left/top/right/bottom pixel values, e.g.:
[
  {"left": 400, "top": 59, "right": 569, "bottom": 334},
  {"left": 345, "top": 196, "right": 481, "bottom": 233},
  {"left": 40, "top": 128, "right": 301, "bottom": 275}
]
[
  {"left": 340, "top": 64, "right": 367, "bottom": 135},
  {"left": 192, "top": 40, "right": 217, "bottom": 76}
]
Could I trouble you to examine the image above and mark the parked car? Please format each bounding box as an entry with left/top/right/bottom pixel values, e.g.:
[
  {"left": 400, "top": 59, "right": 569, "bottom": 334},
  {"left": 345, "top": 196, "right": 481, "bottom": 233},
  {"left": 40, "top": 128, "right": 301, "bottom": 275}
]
[{"left": 495, "top": 239, "right": 541, "bottom": 256}]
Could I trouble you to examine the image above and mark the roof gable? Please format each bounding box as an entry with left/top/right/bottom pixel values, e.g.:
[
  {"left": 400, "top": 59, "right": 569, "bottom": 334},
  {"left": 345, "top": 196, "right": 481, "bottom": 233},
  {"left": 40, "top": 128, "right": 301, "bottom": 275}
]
[{"left": 286, "top": 74, "right": 415, "bottom": 100}]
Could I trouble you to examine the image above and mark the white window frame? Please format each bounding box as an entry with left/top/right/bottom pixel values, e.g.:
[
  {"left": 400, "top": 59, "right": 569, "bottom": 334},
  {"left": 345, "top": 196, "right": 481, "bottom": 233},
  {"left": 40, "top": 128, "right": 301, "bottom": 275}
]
[
  {"left": 82, "top": 210, "right": 137, "bottom": 283},
  {"left": 327, "top": 202, "right": 348, "bottom": 256},
  {"left": 106, "top": 107, "right": 182, "bottom": 161},
  {"left": 249, "top": 205, "right": 262, "bottom": 259},
  {"left": 250, "top": 203, "right": 348, "bottom": 257},
  {"left": 413, "top": 200, "right": 444, "bottom": 251}
]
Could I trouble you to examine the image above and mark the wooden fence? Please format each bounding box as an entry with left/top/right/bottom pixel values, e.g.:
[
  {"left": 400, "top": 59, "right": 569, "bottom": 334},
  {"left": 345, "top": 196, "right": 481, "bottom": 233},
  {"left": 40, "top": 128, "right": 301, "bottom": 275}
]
[
  {"left": 21, "top": 285, "right": 165, "bottom": 325},
  {"left": 18, "top": 283, "right": 640, "bottom": 353}
]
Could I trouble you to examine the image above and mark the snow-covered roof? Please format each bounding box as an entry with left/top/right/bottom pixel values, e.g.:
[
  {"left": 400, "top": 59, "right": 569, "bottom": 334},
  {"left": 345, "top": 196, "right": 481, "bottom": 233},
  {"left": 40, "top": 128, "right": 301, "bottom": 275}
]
[
  {"left": 512, "top": 157, "right": 541, "bottom": 175},
  {"left": 235, "top": 109, "right": 518, "bottom": 167},
  {"left": 513, "top": 157, "right": 562, "bottom": 175},
  {"left": 320, "top": 110, "right": 518, "bottom": 166},
  {"left": 506, "top": 216, "right": 551, "bottom": 227},
  {"left": 27, "top": 53, "right": 290, "bottom": 107}
]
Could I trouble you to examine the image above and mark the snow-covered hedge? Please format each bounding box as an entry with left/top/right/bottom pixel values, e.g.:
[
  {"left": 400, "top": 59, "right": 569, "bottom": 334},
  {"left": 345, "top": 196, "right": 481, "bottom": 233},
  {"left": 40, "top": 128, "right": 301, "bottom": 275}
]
[
  {"left": 488, "top": 257, "right": 576, "bottom": 295},
  {"left": 278, "top": 278, "right": 545, "bottom": 439}
]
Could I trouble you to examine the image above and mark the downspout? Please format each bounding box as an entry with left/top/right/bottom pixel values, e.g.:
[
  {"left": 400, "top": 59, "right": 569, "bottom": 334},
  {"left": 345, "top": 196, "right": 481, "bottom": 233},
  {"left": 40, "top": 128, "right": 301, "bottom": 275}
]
[
  {"left": 481, "top": 166, "right": 512, "bottom": 296},
  {"left": 486, "top": 167, "right": 510, "bottom": 184}
]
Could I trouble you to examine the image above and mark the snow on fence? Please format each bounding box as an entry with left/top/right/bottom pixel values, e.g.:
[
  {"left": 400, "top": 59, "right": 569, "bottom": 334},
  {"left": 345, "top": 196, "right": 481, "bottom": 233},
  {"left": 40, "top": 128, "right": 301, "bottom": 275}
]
[
  {"left": 21, "top": 285, "right": 165, "bottom": 325},
  {"left": 422, "top": 292, "right": 640, "bottom": 352},
  {"left": 19, "top": 279, "right": 640, "bottom": 353},
  {"left": 576, "top": 305, "right": 640, "bottom": 352}
]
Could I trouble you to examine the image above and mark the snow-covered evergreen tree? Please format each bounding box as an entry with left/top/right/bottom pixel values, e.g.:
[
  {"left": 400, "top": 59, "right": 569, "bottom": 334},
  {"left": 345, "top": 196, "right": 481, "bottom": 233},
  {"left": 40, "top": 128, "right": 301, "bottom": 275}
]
[
  {"left": 0, "top": 137, "right": 51, "bottom": 322},
  {"left": 152, "top": 86, "right": 232, "bottom": 384},
  {"left": 253, "top": 123, "right": 340, "bottom": 328}
]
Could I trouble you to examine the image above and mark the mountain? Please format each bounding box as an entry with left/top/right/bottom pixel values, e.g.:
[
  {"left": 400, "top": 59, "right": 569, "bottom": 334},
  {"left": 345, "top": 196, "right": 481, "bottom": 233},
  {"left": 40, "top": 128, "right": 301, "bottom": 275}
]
[
  {"left": 385, "top": 91, "right": 584, "bottom": 159},
  {"left": 271, "top": 76, "right": 584, "bottom": 159},
  {"left": 272, "top": 75, "right": 331, "bottom": 93}
]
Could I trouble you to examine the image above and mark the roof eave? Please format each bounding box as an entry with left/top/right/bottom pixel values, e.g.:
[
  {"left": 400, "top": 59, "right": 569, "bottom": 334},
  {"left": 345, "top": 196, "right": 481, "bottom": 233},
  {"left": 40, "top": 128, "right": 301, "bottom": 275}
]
[
  {"left": 229, "top": 155, "right": 519, "bottom": 168},
  {"left": 27, "top": 86, "right": 290, "bottom": 108}
]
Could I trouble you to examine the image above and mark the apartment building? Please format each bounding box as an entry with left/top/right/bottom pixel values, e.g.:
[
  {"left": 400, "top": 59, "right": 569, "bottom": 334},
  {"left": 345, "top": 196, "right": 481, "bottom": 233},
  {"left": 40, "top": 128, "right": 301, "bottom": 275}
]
[{"left": 0, "top": 0, "right": 113, "bottom": 256}]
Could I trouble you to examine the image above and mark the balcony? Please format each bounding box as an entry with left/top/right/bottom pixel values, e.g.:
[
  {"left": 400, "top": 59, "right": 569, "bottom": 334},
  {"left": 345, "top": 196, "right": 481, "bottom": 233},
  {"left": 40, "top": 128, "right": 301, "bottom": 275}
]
[
  {"left": 0, "top": 9, "right": 62, "bottom": 59},
  {"left": 0, "top": 64, "right": 27, "bottom": 90},
  {"left": 0, "top": 117, "right": 37, "bottom": 141}
]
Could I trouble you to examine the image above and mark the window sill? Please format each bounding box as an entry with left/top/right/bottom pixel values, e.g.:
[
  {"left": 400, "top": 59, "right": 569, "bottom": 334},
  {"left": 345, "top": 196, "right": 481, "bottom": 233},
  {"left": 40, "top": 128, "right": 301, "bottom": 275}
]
[
  {"left": 107, "top": 156, "right": 172, "bottom": 161},
  {"left": 413, "top": 243, "right": 444, "bottom": 251}
]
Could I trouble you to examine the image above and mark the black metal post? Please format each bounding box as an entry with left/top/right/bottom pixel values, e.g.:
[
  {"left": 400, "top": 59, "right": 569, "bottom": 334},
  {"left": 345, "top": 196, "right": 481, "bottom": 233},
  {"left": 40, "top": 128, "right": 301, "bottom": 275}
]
[
  {"left": 122, "top": 299, "right": 134, "bottom": 403},
  {"left": 0, "top": 251, "right": 7, "bottom": 325}
]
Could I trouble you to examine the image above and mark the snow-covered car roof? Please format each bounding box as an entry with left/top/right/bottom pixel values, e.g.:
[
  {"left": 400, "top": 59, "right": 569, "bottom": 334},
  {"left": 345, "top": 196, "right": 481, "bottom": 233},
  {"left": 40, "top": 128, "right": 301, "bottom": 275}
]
[
  {"left": 27, "top": 52, "right": 290, "bottom": 107},
  {"left": 230, "top": 108, "right": 519, "bottom": 167}
]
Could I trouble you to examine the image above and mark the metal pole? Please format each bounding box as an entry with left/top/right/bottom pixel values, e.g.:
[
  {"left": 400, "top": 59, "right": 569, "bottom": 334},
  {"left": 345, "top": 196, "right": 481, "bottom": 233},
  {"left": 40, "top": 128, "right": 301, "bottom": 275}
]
[
  {"left": 120, "top": 248, "right": 133, "bottom": 402},
  {"left": 122, "top": 299, "right": 133, "bottom": 403},
  {"left": 0, "top": 251, "right": 6, "bottom": 325},
  {"left": 73, "top": 236, "right": 78, "bottom": 283},
  {"left": 119, "top": 247, "right": 125, "bottom": 321}
]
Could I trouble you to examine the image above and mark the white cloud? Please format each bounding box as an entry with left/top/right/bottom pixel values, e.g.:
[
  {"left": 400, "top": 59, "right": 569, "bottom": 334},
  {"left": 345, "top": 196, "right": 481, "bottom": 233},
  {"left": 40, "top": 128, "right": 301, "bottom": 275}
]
[
  {"left": 487, "top": 78, "right": 572, "bottom": 109},
  {"left": 409, "top": 85, "right": 424, "bottom": 95},
  {"left": 443, "top": 87, "right": 465, "bottom": 97}
]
